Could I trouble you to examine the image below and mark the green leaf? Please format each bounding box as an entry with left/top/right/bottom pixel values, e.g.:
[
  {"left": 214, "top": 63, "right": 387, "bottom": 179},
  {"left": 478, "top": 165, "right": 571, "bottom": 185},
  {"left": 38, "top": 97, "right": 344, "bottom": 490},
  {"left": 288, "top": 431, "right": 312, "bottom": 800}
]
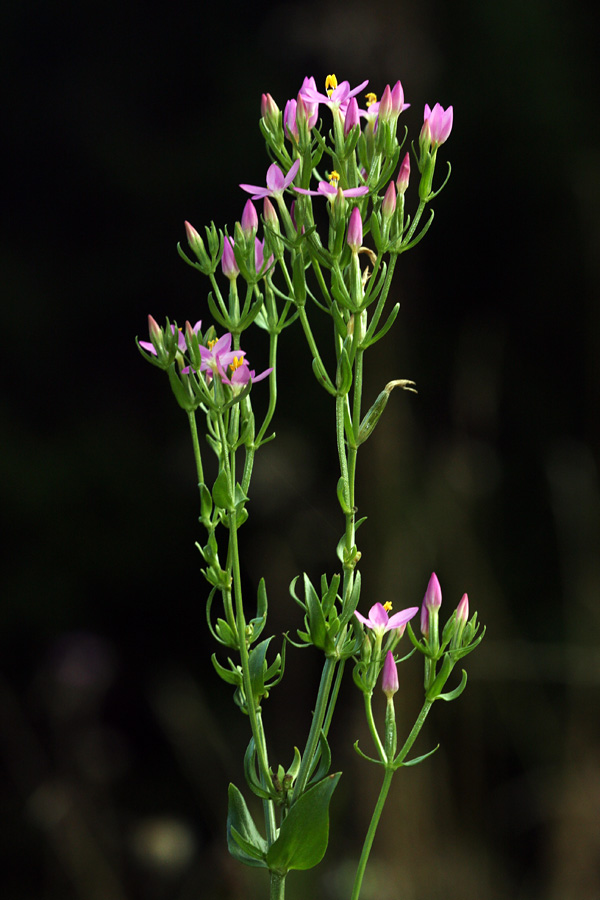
[
  {"left": 212, "top": 468, "right": 234, "bottom": 510},
  {"left": 265, "top": 773, "right": 341, "bottom": 874},
  {"left": 227, "top": 783, "right": 268, "bottom": 868}
]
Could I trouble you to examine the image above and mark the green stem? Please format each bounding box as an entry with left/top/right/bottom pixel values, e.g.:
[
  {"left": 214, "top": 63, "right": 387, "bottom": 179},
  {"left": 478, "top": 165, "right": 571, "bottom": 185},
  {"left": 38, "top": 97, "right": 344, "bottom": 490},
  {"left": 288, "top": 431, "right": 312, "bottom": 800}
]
[
  {"left": 291, "top": 656, "right": 337, "bottom": 802},
  {"left": 187, "top": 410, "right": 204, "bottom": 488},
  {"left": 350, "top": 767, "right": 394, "bottom": 900},
  {"left": 364, "top": 692, "right": 386, "bottom": 762},
  {"left": 269, "top": 871, "right": 286, "bottom": 900}
]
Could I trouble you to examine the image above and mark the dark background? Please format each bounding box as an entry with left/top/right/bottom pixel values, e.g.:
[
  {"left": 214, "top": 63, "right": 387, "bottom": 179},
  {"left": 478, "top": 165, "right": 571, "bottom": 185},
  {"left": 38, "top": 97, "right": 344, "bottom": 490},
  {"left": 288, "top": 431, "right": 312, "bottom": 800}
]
[{"left": 2, "top": 0, "right": 599, "bottom": 898}]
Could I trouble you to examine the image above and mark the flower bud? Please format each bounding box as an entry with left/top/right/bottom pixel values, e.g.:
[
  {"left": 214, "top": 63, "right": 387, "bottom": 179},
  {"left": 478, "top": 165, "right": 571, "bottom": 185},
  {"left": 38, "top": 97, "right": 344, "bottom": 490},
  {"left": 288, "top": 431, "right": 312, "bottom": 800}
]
[
  {"left": 382, "top": 651, "right": 399, "bottom": 698},
  {"left": 381, "top": 181, "right": 397, "bottom": 218},
  {"left": 263, "top": 197, "right": 279, "bottom": 231},
  {"left": 221, "top": 236, "right": 239, "bottom": 280},
  {"left": 241, "top": 200, "right": 258, "bottom": 239},
  {"left": 396, "top": 152, "right": 410, "bottom": 194},
  {"left": 344, "top": 97, "right": 360, "bottom": 136},
  {"left": 424, "top": 572, "right": 442, "bottom": 612},
  {"left": 284, "top": 98, "right": 299, "bottom": 141},
  {"left": 457, "top": 593, "right": 469, "bottom": 625},
  {"left": 347, "top": 206, "right": 363, "bottom": 253},
  {"left": 377, "top": 84, "right": 393, "bottom": 123},
  {"left": 261, "top": 92, "right": 279, "bottom": 123}
]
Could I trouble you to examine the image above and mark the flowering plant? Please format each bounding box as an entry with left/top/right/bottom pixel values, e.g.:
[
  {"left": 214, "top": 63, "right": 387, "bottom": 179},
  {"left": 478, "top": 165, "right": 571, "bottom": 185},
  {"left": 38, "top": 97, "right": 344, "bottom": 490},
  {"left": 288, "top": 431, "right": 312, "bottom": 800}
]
[{"left": 137, "top": 72, "right": 483, "bottom": 900}]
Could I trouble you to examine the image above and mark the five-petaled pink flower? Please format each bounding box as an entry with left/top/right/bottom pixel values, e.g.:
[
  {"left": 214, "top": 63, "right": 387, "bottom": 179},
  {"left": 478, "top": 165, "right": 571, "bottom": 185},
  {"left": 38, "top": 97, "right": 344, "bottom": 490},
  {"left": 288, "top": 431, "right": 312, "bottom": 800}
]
[
  {"left": 221, "top": 358, "right": 273, "bottom": 393},
  {"left": 354, "top": 602, "right": 419, "bottom": 637},
  {"left": 240, "top": 159, "right": 301, "bottom": 200},
  {"left": 199, "top": 332, "right": 245, "bottom": 381},
  {"left": 300, "top": 74, "right": 369, "bottom": 117},
  {"left": 295, "top": 175, "right": 368, "bottom": 201}
]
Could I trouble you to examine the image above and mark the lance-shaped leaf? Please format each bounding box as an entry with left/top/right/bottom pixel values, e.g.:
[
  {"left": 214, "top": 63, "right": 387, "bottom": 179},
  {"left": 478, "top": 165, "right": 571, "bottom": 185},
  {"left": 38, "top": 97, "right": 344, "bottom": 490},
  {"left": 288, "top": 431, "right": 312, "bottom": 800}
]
[
  {"left": 265, "top": 773, "right": 341, "bottom": 874},
  {"left": 227, "top": 783, "right": 268, "bottom": 868}
]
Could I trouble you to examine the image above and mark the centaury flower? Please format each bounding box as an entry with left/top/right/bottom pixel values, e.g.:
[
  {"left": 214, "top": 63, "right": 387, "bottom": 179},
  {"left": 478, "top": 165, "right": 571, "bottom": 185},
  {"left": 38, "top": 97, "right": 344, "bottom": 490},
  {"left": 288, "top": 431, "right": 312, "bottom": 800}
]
[
  {"left": 294, "top": 170, "right": 369, "bottom": 201},
  {"left": 300, "top": 73, "right": 369, "bottom": 117},
  {"left": 240, "top": 159, "right": 301, "bottom": 201},
  {"left": 354, "top": 602, "right": 419, "bottom": 637}
]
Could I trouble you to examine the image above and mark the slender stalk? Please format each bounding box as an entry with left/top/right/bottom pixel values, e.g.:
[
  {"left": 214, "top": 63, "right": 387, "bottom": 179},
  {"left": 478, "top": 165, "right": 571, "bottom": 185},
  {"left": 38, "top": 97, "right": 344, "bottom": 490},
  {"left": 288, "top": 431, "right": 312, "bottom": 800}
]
[
  {"left": 187, "top": 410, "right": 204, "bottom": 488},
  {"left": 350, "top": 767, "right": 394, "bottom": 900}
]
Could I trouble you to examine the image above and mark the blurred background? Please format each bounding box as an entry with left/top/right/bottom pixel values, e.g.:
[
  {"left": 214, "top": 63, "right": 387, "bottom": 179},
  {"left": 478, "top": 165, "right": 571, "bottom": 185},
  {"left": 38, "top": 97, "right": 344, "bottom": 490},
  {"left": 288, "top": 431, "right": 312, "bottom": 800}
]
[{"left": 2, "top": 0, "right": 599, "bottom": 898}]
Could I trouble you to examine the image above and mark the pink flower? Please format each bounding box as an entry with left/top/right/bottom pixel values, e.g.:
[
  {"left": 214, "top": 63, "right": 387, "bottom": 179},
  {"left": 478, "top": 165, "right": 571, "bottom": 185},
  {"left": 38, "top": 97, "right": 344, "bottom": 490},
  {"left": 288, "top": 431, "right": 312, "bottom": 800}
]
[
  {"left": 199, "top": 332, "right": 245, "bottom": 380},
  {"left": 421, "top": 103, "right": 453, "bottom": 148},
  {"left": 284, "top": 99, "right": 299, "bottom": 141},
  {"left": 354, "top": 602, "right": 419, "bottom": 637},
  {"left": 294, "top": 168, "right": 368, "bottom": 201},
  {"left": 221, "top": 358, "right": 273, "bottom": 393},
  {"left": 299, "top": 73, "right": 369, "bottom": 117},
  {"left": 381, "top": 181, "right": 396, "bottom": 218},
  {"left": 240, "top": 159, "right": 301, "bottom": 201},
  {"left": 382, "top": 651, "right": 399, "bottom": 698},
  {"left": 343, "top": 97, "right": 360, "bottom": 136}
]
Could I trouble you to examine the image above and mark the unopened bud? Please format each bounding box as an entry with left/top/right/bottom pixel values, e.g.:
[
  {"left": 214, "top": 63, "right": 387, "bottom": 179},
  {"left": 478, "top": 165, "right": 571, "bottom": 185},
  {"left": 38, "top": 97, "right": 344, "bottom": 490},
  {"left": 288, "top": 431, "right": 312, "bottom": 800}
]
[{"left": 382, "top": 651, "right": 399, "bottom": 698}]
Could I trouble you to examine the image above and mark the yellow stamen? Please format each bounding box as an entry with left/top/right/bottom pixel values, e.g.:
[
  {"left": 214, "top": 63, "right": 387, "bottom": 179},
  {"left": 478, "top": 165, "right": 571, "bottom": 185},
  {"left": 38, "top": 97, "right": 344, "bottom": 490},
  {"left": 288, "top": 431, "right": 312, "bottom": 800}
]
[
  {"left": 365, "top": 92, "right": 377, "bottom": 107},
  {"left": 383, "top": 601, "right": 393, "bottom": 612},
  {"left": 208, "top": 338, "right": 218, "bottom": 349},
  {"left": 328, "top": 170, "right": 340, "bottom": 188},
  {"left": 325, "top": 74, "right": 338, "bottom": 98},
  {"left": 230, "top": 356, "right": 244, "bottom": 373}
]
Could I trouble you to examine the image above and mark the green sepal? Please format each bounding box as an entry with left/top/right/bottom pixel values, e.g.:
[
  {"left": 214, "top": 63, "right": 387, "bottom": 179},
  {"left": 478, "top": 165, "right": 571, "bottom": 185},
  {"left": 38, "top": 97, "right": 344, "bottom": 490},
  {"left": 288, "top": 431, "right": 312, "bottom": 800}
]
[
  {"left": 265, "top": 773, "right": 341, "bottom": 874},
  {"left": 211, "top": 653, "right": 243, "bottom": 687},
  {"left": 335, "top": 342, "right": 353, "bottom": 396},
  {"left": 398, "top": 744, "right": 439, "bottom": 768},
  {"left": 167, "top": 364, "right": 198, "bottom": 412},
  {"left": 361, "top": 302, "right": 401, "bottom": 349},
  {"left": 353, "top": 740, "right": 382, "bottom": 766},
  {"left": 244, "top": 738, "right": 275, "bottom": 800},
  {"left": 248, "top": 637, "right": 273, "bottom": 703},
  {"left": 320, "top": 573, "right": 341, "bottom": 618},
  {"left": 303, "top": 574, "right": 328, "bottom": 650},
  {"left": 435, "top": 668, "right": 468, "bottom": 702},
  {"left": 339, "top": 570, "right": 361, "bottom": 626},
  {"left": 312, "top": 357, "right": 336, "bottom": 395},
  {"left": 336, "top": 476, "right": 352, "bottom": 514},
  {"left": 369, "top": 211, "right": 384, "bottom": 253},
  {"left": 307, "top": 730, "right": 332, "bottom": 785},
  {"left": 207, "top": 291, "right": 231, "bottom": 330},
  {"left": 227, "top": 783, "right": 268, "bottom": 868},
  {"left": 212, "top": 468, "right": 234, "bottom": 510}
]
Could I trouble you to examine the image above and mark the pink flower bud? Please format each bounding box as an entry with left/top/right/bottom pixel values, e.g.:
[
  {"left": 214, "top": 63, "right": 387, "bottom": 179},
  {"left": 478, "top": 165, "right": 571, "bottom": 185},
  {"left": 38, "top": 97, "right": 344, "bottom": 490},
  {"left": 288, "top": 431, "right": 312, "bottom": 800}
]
[
  {"left": 184, "top": 220, "right": 201, "bottom": 248},
  {"left": 382, "top": 651, "right": 399, "bottom": 698},
  {"left": 422, "top": 103, "right": 453, "bottom": 148},
  {"left": 424, "top": 572, "right": 442, "bottom": 612},
  {"left": 147, "top": 314, "right": 162, "bottom": 343},
  {"left": 377, "top": 84, "right": 393, "bottom": 122},
  {"left": 241, "top": 200, "right": 258, "bottom": 239},
  {"left": 263, "top": 197, "right": 278, "bottom": 228},
  {"left": 456, "top": 593, "right": 469, "bottom": 625},
  {"left": 390, "top": 80, "right": 407, "bottom": 116},
  {"left": 344, "top": 97, "right": 360, "bottom": 136},
  {"left": 261, "top": 92, "right": 279, "bottom": 122},
  {"left": 284, "top": 99, "right": 299, "bottom": 141},
  {"left": 347, "top": 206, "right": 363, "bottom": 253},
  {"left": 420, "top": 603, "right": 429, "bottom": 637},
  {"left": 396, "top": 152, "right": 410, "bottom": 194},
  {"left": 382, "top": 181, "right": 396, "bottom": 218},
  {"left": 221, "top": 236, "right": 239, "bottom": 280}
]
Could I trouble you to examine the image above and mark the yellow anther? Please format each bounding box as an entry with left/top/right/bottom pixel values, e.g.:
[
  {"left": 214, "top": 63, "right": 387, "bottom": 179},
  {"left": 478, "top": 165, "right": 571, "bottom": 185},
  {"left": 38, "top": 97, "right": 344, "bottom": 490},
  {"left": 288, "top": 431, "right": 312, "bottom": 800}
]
[
  {"left": 230, "top": 356, "right": 244, "bottom": 372},
  {"left": 365, "top": 92, "right": 377, "bottom": 107},
  {"left": 208, "top": 338, "right": 218, "bottom": 349},
  {"left": 328, "top": 170, "right": 340, "bottom": 187},
  {"left": 383, "top": 601, "right": 393, "bottom": 612},
  {"left": 325, "top": 74, "right": 338, "bottom": 97}
]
